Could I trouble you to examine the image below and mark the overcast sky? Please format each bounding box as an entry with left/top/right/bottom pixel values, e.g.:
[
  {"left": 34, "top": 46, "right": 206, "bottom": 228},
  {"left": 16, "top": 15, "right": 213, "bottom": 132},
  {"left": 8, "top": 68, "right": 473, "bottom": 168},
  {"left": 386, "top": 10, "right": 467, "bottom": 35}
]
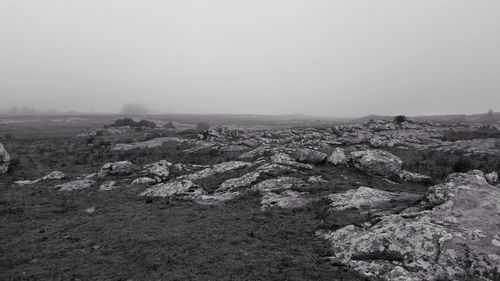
[{"left": 1, "top": 0, "right": 499, "bottom": 117}]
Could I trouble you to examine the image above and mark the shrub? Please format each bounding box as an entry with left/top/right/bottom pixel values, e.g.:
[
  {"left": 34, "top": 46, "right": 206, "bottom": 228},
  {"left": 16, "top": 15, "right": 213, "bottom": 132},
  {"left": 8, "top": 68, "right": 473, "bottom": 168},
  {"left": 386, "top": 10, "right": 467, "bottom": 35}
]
[
  {"left": 108, "top": 118, "right": 156, "bottom": 128},
  {"left": 163, "top": 122, "right": 176, "bottom": 129},
  {"left": 394, "top": 115, "right": 407, "bottom": 123}
]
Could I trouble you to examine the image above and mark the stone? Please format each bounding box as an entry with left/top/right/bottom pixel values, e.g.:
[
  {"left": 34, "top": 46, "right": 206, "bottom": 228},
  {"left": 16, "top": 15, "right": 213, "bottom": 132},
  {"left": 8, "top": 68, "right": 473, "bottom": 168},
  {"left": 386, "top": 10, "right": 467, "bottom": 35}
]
[
  {"left": 291, "top": 148, "right": 327, "bottom": 164},
  {"left": 181, "top": 161, "right": 252, "bottom": 181},
  {"left": 320, "top": 171, "right": 500, "bottom": 281},
  {"left": 140, "top": 180, "right": 197, "bottom": 197},
  {"left": 327, "top": 147, "right": 348, "bottom": 165},
  {"left": 41, "top": 171, "right": 65, "bottom": 180},
  {"left": 0, "top": 143, "right": 10, "bottom": 174},
  {"left": 484, "top": 171, "right": 498, "bottom": 184},
  {"left": 398, "top": 170, "right": 432, "bottom": 183},
  {"left": 270, "top": 153, "right": 314, "bottom": 169},
  {"left": 131, "top": 177, "right": 156, "bottom": 185},
  {"left": 57, "top": 180, "right": 96, "bottom": 191},
  {"left": 143, "top": 160, "right": 171, "bottom": 181},
  {"left": 252, "top": 177, "right": 306, "bottom": 192},
  {"left": 261, "top": 190, "right": 311, "bottom": 210},
  {"left": 218, "top": 171, "right": 261, "bottom": 192},
  {"left": 99, "top": 181, "right": 118, "bottom": 191},
  {"left": 193, "top": 192, "right": 240, "bottom": 205},
  {"left": 328, "top": 186, "right": 421, "bottom": 213},
  {"left": 98, "top": 161, "right": 136, "bottom": 178},
  {"left": 350, "top": 149, "right": 403, "bottom": 177}
]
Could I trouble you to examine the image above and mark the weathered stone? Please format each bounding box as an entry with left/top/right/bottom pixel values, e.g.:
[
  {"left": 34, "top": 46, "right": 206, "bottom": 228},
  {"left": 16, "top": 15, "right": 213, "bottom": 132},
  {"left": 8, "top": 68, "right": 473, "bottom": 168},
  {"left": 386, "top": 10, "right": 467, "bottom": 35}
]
[
  {"left": 0, "top": 143, "right": 10, "bottom": 174},
  {"left": 399, "top": 170, "right": 432, "bottom": 183},
  {"left": 57, "top": 180, "right": 96, "bottom": 191},
  {"left": 143, "top": 160, "right": 171, "bottom": 181},
  {"left": 291, "top": 148, "right": 327, "bottom": 164},
  {"left": 327, "top": 147, "right": 348, "bottom": 165},
  {"left": 261, "top": 190, "right": 311, "bottom": 210},
  {"left": 270, "top": 153, "right": 313, "bottom": 169},
  {"left": 252, "top": 177, "right": 306, "bottom": 192},
  {"left": 98, "top": 161, "right": 136, "bottom": 178},
  {"left": 320, "top": 171, "right": 500, "bottom": 281},
  {"left": 41, "top": 171, "right": 65, "bottom": 180},
  {"left": 131, "top": 177, "right": 156, "bottom": 185},
  {"left": 140, "top": 180, "right": 196, "bottom": 197},
  {"left": 328, "top": 186, "right": 421, "bottom": 213},
  {"left": 181, "top": 161, "right": 252, "bottom": 181},
  {"left": 99, "top": 181, "right": 118, "bottom": 191},
  {"left": 218, "top": 171, "right": 261, "bottom": 192},
  {"left": 193, "top": 192, "right": 240, "bottom": 205},
  {"left": 485, "top": 171, "right": 498, "bottom": 184},
  {"left": 350, "top": 149, "right": 403, "bottom": 177}
]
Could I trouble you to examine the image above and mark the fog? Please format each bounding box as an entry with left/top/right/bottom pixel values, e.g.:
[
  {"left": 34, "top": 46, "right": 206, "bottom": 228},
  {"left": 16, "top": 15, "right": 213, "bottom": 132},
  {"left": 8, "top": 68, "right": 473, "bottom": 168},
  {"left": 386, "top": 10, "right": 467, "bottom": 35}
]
[{"left": 1, "top": 0, "right": 499, "bottom": 117}]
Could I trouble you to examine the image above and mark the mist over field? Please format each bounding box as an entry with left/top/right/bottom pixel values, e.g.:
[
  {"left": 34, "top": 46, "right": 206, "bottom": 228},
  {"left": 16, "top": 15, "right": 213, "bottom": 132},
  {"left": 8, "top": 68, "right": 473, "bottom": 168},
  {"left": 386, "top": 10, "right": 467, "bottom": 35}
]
[{"left": 1, "top": 0, "right": 499, "bottom": 117}]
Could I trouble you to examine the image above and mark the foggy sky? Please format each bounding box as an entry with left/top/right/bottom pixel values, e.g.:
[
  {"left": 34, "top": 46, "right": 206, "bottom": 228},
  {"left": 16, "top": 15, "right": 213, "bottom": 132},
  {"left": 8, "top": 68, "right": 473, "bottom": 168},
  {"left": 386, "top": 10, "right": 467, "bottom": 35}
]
[{"left": 1, "top": 0, "right": 499, "bottom": 117}]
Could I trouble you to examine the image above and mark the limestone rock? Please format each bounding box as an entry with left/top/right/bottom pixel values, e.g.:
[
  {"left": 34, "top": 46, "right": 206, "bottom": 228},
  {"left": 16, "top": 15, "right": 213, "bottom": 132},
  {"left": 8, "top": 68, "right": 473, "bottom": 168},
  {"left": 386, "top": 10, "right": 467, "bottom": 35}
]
[
  {"left": 0, "top": 143, "right": 10, "bottom": 174},
  {"left": 398, "top": 170, "right": 432, "bottom": 183},
  {"left": 252, "top": 177, "right": 306, "bottom": 192},
  {"left": 181, "top": 161, "right": 252, "bottom": 181},
  {"left": 99, "top": 181, "right": 118, "bottom": 191},
  {"left": 320, "top": 171, "right": 500, "bottom": 281},
  {"left": 218, "top": 171, "right": 261, "bottom": 192},
  {"left": 57, "top": 180, "right": 96, "bottom": 191},
  {"left": 350, "top": 149, "right": 403, "bottom": 177},
  {"left": 485, "top": 171, "right": 498, "bottom": 184},
  {"left": 261, "top": 190, "right": 311, "bottom": 210},
  {"left": 140, "top": 180, "right": 197, "bottom": 197},
  {"left": 41, "top": 171, "right": 65, "bottom": 180},
  {"left": 131, "top": 177, "right": 156, "bottom": 185},
  {"left": 291, "top": 148, "right": 327, "bottom": 164},
  {"left": 143, "top": 160, "right": 171, "bottom": 181},
  {"left": 98, "top": 161, "right": 136, "bottom": 178},
  {"left": 327, "top": 147, "right": 348, "bottom": 165}
]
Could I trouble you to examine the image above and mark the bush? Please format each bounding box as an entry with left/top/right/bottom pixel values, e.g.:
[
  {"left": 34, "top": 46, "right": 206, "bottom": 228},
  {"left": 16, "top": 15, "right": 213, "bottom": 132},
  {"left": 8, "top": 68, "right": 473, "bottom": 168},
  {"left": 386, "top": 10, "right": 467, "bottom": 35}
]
[
  {"left": 394, "top": 115, "right": 407, "bottom": 123},
  {"left": 108, "top": 118, "right": 156, "bottom": 128},
  {"left": 163, "top": 122, "right": 176, "bottom": 129}
]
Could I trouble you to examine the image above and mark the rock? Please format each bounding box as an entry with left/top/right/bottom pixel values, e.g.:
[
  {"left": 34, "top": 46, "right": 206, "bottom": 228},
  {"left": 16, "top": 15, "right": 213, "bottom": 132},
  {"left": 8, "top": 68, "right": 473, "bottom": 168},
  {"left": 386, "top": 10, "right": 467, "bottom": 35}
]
[
  {"left": 218, "top": 171, "right": 261, "bottom": 192},
  {"left": 111, "top": 137, "right": 187, "bottom": 151},
  {"left": 193, "top": 192, "right": 240, "bottom": 205},
  {"left": 181, "top": 161, "right": 252, "bottom": 181},
  {"left": 85, "top": 207, "right": 96, "bottom": 214},
  {"left": 320, "top": 171, "right": 500, "bottom": 281},
  {"left": 327, "top": 147, "right": 348, "bottom": 165},
  {"left": 261, "top": 190, "right": 311, "bottom": 210},
  {"left": 328, "top": 186, "right": 421, "bottom": 213},
  {"left": 99, "top": 181, "right": 117, "bottom": 191},
  {"left": 143, "top": 160, "right": 171, "bottom": 181},
  {"left": 140, "top": 180, "right": 197, "bottom": 197},
  {"left": 271, "top": 153, "right": 314, "bottom": 169},
  {"left": 291, "top": 148, "right": 327, "bottom": 164},
  {"left": 398, "top": 170, "right": 432, "bottom": 183},
  {"left": 131, "top": 177, "right": 156, "bottom": 185},
  {"left": 14, "top": 179, "right": 39, "bottom": 186},
  {"left": 0, "top": 143, "right": 10, "bottom": 174},
  {"left": 350, "top": 149, "right": 403, "bottom": 177},
  {"left": 57, "top": 180, "right": 96, "bottom": 191},
  {"left": 41, "top": 171, "right": 65, "bottom": 180},
  {"left": 308, "top": 175, "right": 328, "bottom": 183},
  {"left": 485, "top": 171, "right": 498, "bottom": 184},
  {"left": 98, "top": 161, "right": 136, "bottom": 178},
  {"left": 252, "top": 177, "right": 306, "bottom": 192}
]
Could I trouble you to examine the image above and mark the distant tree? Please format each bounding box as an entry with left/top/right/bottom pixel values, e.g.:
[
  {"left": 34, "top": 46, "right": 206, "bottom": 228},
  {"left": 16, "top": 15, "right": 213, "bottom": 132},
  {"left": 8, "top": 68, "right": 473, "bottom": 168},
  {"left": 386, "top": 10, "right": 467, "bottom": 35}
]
[
  {"left": 163, "top": 121, "right": 176, "bottom": 129},
  {"left": 109, "top": 118, "right": 156, "bottom": 128},
  {"left": 136, "top": 119, "right": 157, "bottom": 128},
  {"left": 394, "top": 115, "right": 407, "bottom": 123},
  {"left": 121, "top": 103, "right": 149, "bottom": 115},
  {"left": 196, "top": 122, "right": 210, "bottom": 130}
]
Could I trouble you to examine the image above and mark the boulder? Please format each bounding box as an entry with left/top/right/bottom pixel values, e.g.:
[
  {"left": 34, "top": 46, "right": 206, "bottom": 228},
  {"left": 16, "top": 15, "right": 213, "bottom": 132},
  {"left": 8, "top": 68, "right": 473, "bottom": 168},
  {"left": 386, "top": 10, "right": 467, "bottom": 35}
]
[
  {"left": 319, "top": 170, "right": 500, "bottom": 281},
  {"left": 328, "top": 186, "right": 421, "bottom": 213},
  {"left": 57, "top": 180, "right": 96, "bottom": 191},
  {"left": 98, "top": 161, "right": 136, "bottom": 178},
  {"left": 261, "top": 190, "right": 311, "bottom": 210},
  {"left": 140, "top": 180, "right": 197, "bottom": 197},
  {"left": 350, "top": 149, "right": 403, "bottom": 177},
  {"left": 218, "top": 171, "right": 261, "bottom": 192},
  {"left": 252, "top": 177, "right": 306, "bottom": 192},
  {"left": 181, "top": 161, "right": 252, "bottom": 181},
  {"left": 99, "top": 181, "right": 117, "bottom": 191},
  {"left": 143, "top": 160, "right": 171, "bottom": 181},
  {"left": 41, "top": 171, "right": 65, "bottom": 180},
  {"left": 327, "top": 147, "right": 348, "bottom": 165},
  {"left": 398, "top": 170, "right": 432, "bottom": 183},
  {"left": 131, "top": 177, "right": 156, "bottom": 185},
  {"left": 193, "top": 192, "right": 240, "bottom": 205},
  {"left": 271, "top": 153, "right": 313, "bottom": 169},
  {"left": 291, "top": 148, "right": 327, "bottom": 164},
  {"left": 485, "top": 171, "right": 498, "bottom": 184},
  {"left": 0, "top": 143, "right": 10, "bottom": 174}
]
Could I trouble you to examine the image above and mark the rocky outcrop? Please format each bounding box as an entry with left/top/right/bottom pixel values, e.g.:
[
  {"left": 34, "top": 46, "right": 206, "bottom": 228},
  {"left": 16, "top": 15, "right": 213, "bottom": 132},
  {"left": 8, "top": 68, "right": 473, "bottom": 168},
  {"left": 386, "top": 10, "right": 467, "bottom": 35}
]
[
  {"left": 319, "top": 171, "right": 500, "bottom": 281},
  {"left": 350, "top": 149, "right": 403, "bottom": 177},
  {"left": 143, "top": 160, "right": 171, "bottom": 181},
  {"left": 261, "top": 190, "right": 311, "bottom": 210},
  {"left": 57, "top": 180, "right": 96, "bottom": 191},
  {"left": 218, "top": 171, "right": 261, "bottom": 192},
  {"left": 41, "top": 171, "right": 65, "bottom": 180},
  {"left": 485, "top": 171, "right": 498, "bottom": 184},
  {"left": 251, "top": 177, "right": 306, "bottom": 192},
  {"left": 327, "top": 147, "right": 348, "bottom": 165},
  {"left": 140, "top": 180, "right": 197, "bottom": 197},
  {"left": 181, "top": 161, "right": 252, "bottom": 181},
  {"left": 0, "top": 143, "right": 10, "bottom": 174},
  {"left": 398, "top": 170, "right": 432, "bottom": 183},
  {"left": 327, "top": 186, "right": 421, "bottom": 213},
  {"left": 98, "top": 161, "right": 136, "bottom": 178},
  {"left": 270, "top": 153, "right": 313, "bottom": 170},
  {"left": 99, "top": 181, "right": 117, "bottom": 191},
  {"left": 291, "top": 148, "right": 327, "bottom": 164},
  {"left": 131, "top": 177, "right": 156, "bottom": 185}
]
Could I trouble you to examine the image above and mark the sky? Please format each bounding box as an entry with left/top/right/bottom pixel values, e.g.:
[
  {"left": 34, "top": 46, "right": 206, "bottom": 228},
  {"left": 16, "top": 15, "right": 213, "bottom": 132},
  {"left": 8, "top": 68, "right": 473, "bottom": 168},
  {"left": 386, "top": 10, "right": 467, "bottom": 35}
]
[{"left": 0, "top": 0, "right": 499, "bottom": 117}]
